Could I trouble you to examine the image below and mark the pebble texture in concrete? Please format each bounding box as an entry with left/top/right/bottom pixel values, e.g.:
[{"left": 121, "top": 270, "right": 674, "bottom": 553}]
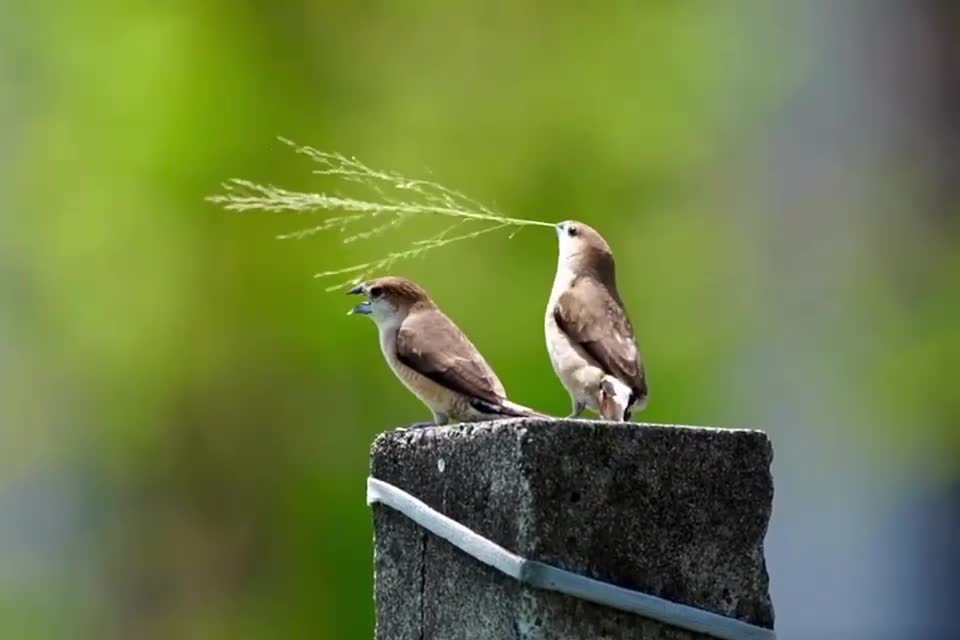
[{"left": 371, "top": 419, "right": 775, "bottom": 640}]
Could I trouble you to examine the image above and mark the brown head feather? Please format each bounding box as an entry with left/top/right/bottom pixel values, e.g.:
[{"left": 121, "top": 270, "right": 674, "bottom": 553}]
[
  {"left": 559, "top": 220, "right": 618, "bottom": 291},
  {"left": 364, "top": 276, "right": 434, "bottom": 309}
]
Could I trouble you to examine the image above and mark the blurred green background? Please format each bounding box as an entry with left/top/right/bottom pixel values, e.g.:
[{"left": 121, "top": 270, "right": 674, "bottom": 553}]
[{"left": 2, "top": 1, "right": 958, "bottom": 638}]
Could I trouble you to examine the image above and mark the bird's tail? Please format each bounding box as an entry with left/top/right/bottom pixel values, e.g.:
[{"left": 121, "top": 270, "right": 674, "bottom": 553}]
[
  {"left": 469, "top": 398, "right": 550, "bottom": 419},
  {"left": 599, "top": 376, "right": 634, "bottom": 422},
  {"left": 498, "top": 399, "right": 550, "bottom": 419}
]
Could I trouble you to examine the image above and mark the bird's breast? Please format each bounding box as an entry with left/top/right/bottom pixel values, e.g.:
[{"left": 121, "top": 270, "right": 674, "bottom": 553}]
[
  {"left": 544, "top": 281, "right": 605, "bottom": 408},
  {"left": 546, "top": 265, "right": 575, "bottom": 310}
]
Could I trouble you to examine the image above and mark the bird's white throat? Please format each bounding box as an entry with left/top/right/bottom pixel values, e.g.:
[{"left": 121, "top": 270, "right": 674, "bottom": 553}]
[{"left": 548, "top": 260, "right": 578, "bottom": 308}]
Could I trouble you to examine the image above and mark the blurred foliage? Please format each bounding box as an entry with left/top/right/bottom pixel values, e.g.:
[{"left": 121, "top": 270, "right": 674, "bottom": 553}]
[{"left": 1, "top": 1, "right": 958, "bottom": 639}]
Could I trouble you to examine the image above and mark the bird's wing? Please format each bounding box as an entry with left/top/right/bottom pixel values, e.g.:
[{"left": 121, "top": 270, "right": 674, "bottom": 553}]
[
  {"left": 554, "top": 276, "right": 644, "bottom": 388},
  {"left": 396, "top": 308, "right": 507, "bottom": 404}
]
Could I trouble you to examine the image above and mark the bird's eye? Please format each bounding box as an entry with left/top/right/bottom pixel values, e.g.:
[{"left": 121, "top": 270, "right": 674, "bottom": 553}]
[
  {"left": 567, "top": 226, "right": 578, "bottom": 237},
  {"left": 369, "top": 286, "right": 383, "bottom": 298}
]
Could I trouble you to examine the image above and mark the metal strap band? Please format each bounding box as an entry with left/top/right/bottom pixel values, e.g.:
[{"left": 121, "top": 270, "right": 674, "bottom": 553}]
[{"left": 367, "top": 477, "right": 776, "bottom": 640}]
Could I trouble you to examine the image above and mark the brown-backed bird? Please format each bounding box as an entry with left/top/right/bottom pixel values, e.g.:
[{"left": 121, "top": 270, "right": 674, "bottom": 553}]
[
  {"left": 349, "top": 276, "right": 542, "bottom": 426},
  {"left": 545, "top": 221, "right": 648, "bottom": 421}
]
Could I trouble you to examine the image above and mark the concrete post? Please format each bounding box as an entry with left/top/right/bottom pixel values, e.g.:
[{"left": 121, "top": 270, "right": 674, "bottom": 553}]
[{"left": 370, "top": 419, "right": 775, "bottom": 639}]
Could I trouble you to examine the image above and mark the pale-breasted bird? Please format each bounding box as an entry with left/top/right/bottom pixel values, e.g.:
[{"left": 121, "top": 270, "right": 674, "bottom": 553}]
[
  {"left": 545, "top": 221, "right": 648, "bottom": 421},
  {"left": 348, "top": 276, "right": 542, "bottom": 426}
]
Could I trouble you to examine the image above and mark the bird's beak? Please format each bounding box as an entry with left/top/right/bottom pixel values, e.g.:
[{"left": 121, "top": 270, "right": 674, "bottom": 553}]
[
  {"left": 346, "top": 284, "right": 371, "bottom": 315},
  {"left": 348, "top": 301, "right": 372, "bottom": 316},
  {"left": 555, "top": 222, "right": 564, "bottom": 235}
]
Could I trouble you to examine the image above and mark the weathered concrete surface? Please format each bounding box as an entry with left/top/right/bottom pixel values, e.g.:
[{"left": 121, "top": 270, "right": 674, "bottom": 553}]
[{"left": 371, "top": 419, "right": 775, "bottom": 639}]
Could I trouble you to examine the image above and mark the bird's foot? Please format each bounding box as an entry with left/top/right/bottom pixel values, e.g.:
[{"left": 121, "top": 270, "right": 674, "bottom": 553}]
[{"left": 566, "top": 401, "right": 586, "bottom": 419}]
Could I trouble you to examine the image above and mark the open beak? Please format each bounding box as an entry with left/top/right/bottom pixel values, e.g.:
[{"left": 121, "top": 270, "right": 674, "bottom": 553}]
[
  {"left": 346, "top": 284, "right": 371, "bottom": 315},
  {"left": 348, "top": 301, "right": 372, "bottom": 316}
]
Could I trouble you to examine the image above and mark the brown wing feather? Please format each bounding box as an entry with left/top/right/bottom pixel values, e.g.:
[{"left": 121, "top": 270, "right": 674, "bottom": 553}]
[
  {"left": 554, "top": 277, "right": 645, "bottom": 392},
  {"left": 396, "top": 309, "right": 507, "bottom": 405}
]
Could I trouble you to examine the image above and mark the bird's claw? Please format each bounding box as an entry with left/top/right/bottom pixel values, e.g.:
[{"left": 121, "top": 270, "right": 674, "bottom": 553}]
[{"left": 566, "top": 402, "right": 586, "bottom": 419}]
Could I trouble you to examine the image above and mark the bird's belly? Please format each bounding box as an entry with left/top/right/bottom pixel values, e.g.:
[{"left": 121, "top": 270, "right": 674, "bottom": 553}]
[
  {"left": 385, "top": 354, "right": 487, "bottom": 421},
  {"left": 545, "top": 314, "right": 603, "bottom": 407},
  {"left": 389, "top": 357, "right": 454, "bottom": 410}
]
